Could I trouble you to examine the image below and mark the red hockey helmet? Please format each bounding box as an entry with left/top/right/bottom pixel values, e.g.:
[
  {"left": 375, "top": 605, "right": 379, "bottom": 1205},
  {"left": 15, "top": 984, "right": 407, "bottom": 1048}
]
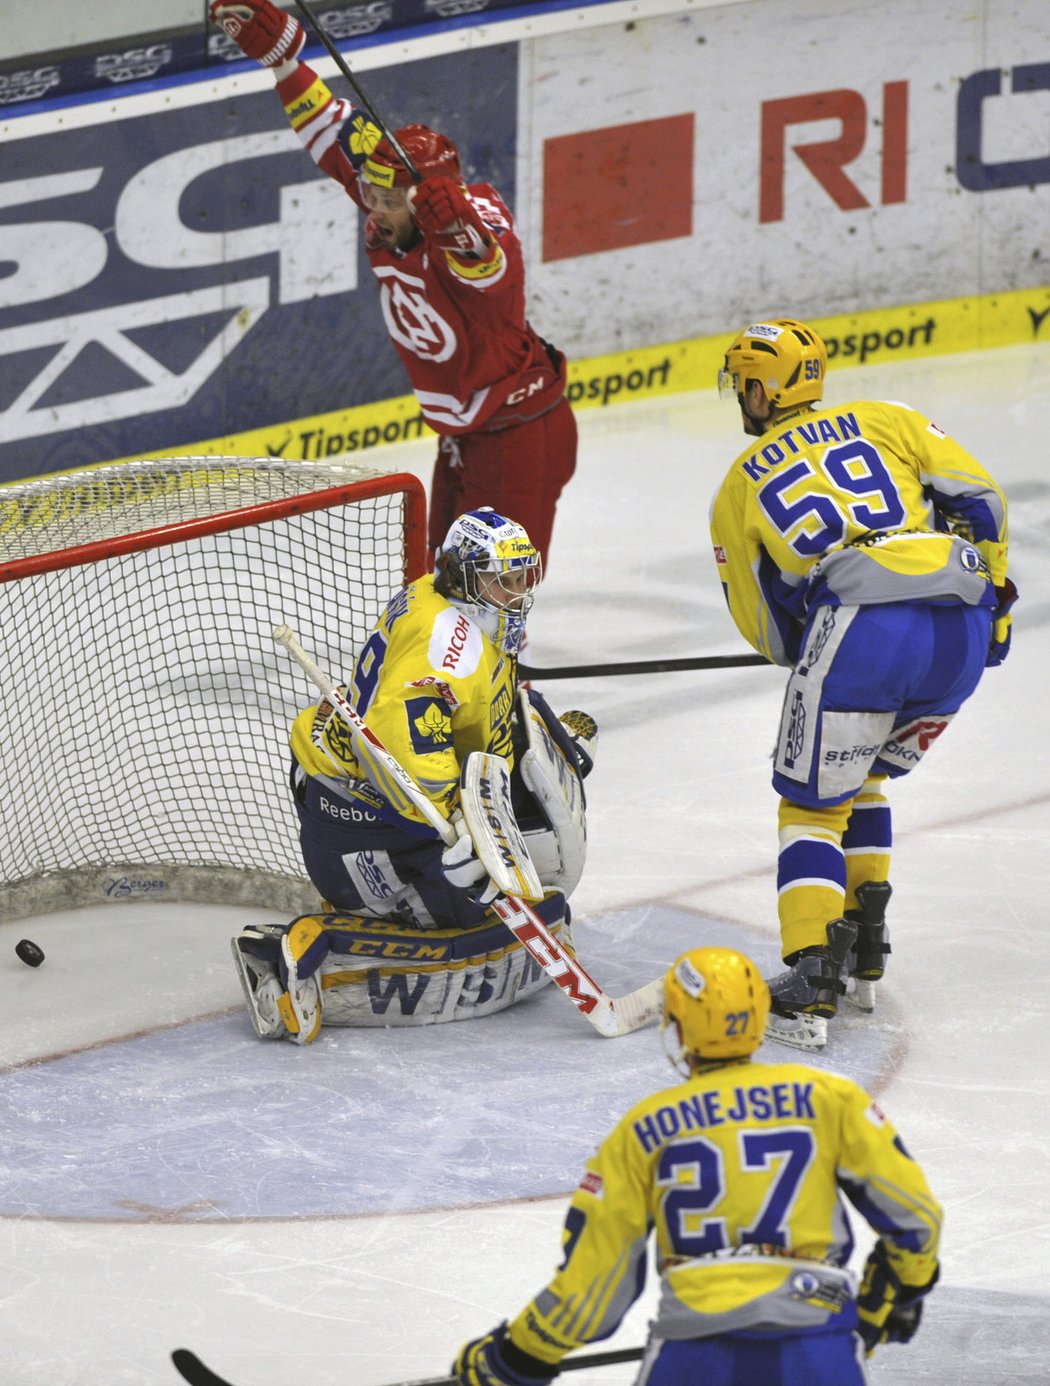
[{"left": 362, "top": 124, "right": 462, "bottom": 188}]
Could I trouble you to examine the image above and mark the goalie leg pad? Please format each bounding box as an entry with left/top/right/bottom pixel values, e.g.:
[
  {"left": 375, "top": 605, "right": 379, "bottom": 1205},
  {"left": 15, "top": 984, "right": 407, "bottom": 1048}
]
[
  {"left": 277, "top": 975, "right": 322, "bottom": 1045},
  {"left": 278, "top": 917, "right": 328, "bottom": 1044},
  {"left": 314, "top": 894, "right": 572, "bottom": 1027},
  {"left": 515, "top": 688, "right": 589, "bottom": 896},
  {"left": 280, "top": 915, "right": 330, "bottom": 982}
]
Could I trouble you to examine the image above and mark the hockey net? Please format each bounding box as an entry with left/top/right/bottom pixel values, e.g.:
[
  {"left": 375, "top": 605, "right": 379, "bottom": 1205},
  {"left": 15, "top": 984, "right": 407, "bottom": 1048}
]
[{"left": 0, "top": 456, "right": 427, "bottom": 923}]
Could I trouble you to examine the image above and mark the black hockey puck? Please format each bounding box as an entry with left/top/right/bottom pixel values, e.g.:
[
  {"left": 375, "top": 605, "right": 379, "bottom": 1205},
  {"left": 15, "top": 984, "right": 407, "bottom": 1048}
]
[{"left": 15, "top": 939, "right": 45, "bottom": 968}]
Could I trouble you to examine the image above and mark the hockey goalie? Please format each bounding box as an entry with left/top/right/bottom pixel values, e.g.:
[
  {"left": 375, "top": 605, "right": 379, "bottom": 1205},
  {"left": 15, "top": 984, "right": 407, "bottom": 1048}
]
[{"left": 232, "top": 508, "right": 597, "bottom": 1042}]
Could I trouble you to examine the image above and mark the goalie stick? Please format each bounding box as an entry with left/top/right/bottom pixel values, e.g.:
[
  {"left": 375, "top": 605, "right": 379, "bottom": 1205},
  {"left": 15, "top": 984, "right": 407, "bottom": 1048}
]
[
  {"left": 172, "top": 1343, "right": 644, "bottom": 1386},
  {"left": 272, "top": 625, "right": 664, "bottom": 1038},
  {"left": 290, "top": 0, "right": 421, "bottom": 180}
]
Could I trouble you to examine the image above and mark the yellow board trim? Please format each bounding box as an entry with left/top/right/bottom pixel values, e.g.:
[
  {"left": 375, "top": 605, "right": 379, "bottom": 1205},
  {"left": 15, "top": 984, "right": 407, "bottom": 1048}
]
[{"left": 81, "top": 281, "right": 1050, "bottom": 471}]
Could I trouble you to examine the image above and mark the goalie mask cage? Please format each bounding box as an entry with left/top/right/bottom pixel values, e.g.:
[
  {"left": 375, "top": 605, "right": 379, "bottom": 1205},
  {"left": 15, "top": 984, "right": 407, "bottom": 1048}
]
[{"left": 0, "top": 456, "right": 427, "bottom": 924}]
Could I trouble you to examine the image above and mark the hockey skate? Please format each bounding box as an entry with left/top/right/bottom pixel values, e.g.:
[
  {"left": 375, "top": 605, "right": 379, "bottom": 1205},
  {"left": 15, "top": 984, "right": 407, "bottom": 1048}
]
[
  {"left": 231, "top": 929, "right": 288, "bottom": 1039},
  {"left": 231, "top": 926, "right": 323, "bottom": 1044},
  {"left": 843, "top": 880, "right": 892, "bottom": 1013},
  {"left": 765, "top": 918, "right": 858, "bottom": 1052}
]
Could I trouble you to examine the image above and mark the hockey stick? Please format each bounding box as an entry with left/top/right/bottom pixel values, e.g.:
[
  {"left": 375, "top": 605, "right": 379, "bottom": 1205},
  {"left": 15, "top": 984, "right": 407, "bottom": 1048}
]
[
  {"left": 272, "top": 624, "right": 664, "bottom": 1038},
  {"left": 518, "top": 651, "right": 769, "bottom": 681},
  {"left": 289, "top": 0, "right": 421, "bottom": 180},
  {"left": 172, "top": 1343, "right": 644, "bottom": 1386}
]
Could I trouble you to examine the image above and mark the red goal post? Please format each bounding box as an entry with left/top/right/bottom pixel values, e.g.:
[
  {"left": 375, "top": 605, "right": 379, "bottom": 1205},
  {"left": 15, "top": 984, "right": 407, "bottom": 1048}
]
[{"left": 0, "top": 456, "right": 427, "bottom": 923}]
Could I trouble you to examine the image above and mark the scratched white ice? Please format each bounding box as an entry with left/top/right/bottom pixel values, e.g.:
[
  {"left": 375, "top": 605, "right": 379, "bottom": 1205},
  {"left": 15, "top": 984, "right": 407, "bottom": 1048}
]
[{"left": 2, "top": 343, "right": 1048, "bottom": 1385}]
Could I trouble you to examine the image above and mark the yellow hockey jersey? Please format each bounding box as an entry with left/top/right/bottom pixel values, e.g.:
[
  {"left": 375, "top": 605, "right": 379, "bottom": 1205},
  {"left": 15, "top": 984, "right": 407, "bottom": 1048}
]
[
  {"left": 710, "top": 399, "right": 1009, "bottom": 665},
  {"left": 290, "top": 575, "right": 517, "bottom": 829},
  {"left": 507, "top": 1059, "right": 941, "bottom": 1363}
]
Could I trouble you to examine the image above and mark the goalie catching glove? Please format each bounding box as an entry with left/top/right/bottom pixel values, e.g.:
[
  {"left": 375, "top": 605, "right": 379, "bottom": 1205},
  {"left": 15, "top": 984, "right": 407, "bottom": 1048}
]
[
  {"left": 453, "top": 1324, "right": 557, "bottom": 1386},
  {"left": 856, "top": 1239, "right": 939, "bottom": 1355},
  {"left": 209, "top": 0, "right": 306, "bottom": 69},
  {"left": 408, "top": 178, "right": 494, "bottom": 258}
]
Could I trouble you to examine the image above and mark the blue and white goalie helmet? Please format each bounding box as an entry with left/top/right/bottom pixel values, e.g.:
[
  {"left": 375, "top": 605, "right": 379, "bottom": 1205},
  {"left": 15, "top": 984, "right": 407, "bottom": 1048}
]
[{"left": 434, "top": 508, "right": 542, "bottom": 655}]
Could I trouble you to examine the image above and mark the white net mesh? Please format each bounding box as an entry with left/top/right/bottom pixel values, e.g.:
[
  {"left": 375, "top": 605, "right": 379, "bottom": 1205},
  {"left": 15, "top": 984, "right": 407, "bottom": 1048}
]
[{"left": 0, "top": 457, "right": 424, "bottom": 922}]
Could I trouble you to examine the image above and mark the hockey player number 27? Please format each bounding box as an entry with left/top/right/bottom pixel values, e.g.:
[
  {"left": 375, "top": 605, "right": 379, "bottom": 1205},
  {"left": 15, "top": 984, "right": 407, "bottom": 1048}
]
[
  {"left": 758, "top": 441, "right": 907, "bottom": 558},
  {"left": 657, "top": 1128, "right": 816, "bottom": 1256}
]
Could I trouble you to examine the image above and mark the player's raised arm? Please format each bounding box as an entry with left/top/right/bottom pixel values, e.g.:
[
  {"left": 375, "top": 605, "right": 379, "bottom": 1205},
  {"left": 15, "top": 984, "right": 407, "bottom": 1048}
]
[{"left": 209, "top": 0, "right": 367, "bottom": 188}]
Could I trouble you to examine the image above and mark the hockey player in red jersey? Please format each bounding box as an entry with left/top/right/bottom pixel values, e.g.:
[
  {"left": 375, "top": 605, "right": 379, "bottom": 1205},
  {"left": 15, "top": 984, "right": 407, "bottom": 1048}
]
[{"left": 209, "top": 0, "right": 577, "bottom": 567}]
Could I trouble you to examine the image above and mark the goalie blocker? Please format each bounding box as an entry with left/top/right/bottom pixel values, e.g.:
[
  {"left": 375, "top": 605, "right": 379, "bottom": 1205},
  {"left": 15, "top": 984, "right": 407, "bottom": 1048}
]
[{"left": 232, "top": 691, "right": 597, "bottom": 1041}]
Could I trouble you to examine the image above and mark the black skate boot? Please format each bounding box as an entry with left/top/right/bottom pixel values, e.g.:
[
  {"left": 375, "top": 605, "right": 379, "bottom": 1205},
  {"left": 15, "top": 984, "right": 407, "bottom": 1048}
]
[
  {"left": 766, "top": 917, "right": 858, "bottom": 1051},
  {"left": 845, "top": 880, "right": 892, "bottom": 1012}
]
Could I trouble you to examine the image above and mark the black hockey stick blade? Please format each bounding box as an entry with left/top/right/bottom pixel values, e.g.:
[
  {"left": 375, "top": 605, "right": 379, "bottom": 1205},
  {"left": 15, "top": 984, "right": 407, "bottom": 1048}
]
[
  {"left": 289, "top": 0, "right": 421, "bottom": 180},
  {"left": 172, "top": 1349, "right": 235, "bottom": 1386},
  {"left": 518, "top": 651, "right": 769, "bottom": 680},
  {"left": 172, "top": 1343, "right": 644, "bottom": 1385}
]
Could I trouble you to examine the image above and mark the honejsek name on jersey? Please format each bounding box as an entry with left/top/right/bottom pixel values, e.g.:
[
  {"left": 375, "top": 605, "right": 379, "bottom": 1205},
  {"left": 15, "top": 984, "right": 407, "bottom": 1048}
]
[{"left": 633, "top": 1081, "right": 816, "bottom": 1153}]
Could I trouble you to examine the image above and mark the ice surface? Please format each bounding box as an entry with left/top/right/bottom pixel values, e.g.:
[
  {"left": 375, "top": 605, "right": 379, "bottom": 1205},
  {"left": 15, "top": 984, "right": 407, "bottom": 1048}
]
[{"left": 2, "top": 344, "right": 1049, "bottom": 1385}]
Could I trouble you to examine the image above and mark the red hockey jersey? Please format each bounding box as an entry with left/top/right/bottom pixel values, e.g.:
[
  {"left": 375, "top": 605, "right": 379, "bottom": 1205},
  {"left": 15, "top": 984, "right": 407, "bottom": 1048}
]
[{"left": 276, "top": 63, "right": 566, "bottom": 435}]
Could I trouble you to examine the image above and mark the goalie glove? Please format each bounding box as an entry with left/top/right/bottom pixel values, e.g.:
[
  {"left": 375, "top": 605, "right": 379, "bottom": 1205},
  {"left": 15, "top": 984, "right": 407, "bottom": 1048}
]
[
  {"left": 453, "top": 1323, "right": 558, "bottom": 1386},
  {"left": 209, "top": 0, "right": 306, "bottom": 70},
  {"left": 856, "top": 1239, "right": 939, "bottom": 1355},
  {"left": 408, "top": 178, "right": 494, "bottom": 257},
  {"left": 986, "top": 577, "right": 1018, "bottom": 667},
  {"left": 558, "top": 709, "right": 598, "bottom": 779},
  {"left": 441, "top": 812, "right": 500, "bottom": 906}
]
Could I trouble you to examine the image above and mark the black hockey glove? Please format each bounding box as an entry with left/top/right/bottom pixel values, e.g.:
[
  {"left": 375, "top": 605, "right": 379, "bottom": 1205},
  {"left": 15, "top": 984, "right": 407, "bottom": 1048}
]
[
  {"left": 857, "top": 1239, "right": 939, "bottom": 1354},
  {"left": 452, "top": 1322, "right": 558, "bottom": 1386},
  {"left": 986, "top": 577, "right": 1018, "bottom": 666}
]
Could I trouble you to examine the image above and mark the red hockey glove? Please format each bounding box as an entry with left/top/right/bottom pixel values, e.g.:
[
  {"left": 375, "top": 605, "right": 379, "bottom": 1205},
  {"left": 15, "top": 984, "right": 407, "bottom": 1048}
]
[
  {"left": 409, "top": 178, "right": 493, "bottom": 257},
  {"left": 209, "top": 0, "right": 306, "bottom": 68},
  {"left": 986, "top": 576, "right": 1018, "bottom": 667}
]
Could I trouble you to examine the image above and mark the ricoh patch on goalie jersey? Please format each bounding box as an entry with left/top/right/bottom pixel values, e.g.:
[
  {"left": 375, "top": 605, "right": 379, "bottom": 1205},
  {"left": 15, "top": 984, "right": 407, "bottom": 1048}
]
[
  {"left": 405, "top": 695, "right": 453, "bottom": 753},
  {"left": 429, "top": 607, "right": 483, "bottom": 676}
]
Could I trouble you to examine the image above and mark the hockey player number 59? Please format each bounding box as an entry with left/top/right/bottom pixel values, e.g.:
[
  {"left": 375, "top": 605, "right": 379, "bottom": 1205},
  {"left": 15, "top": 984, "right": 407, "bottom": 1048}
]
[
  {"left": 758, "top": 441, "right": 907, "bottom": 558},
  {"left": 657, "top": 1128, "right": 816, "bottom": 1256}
]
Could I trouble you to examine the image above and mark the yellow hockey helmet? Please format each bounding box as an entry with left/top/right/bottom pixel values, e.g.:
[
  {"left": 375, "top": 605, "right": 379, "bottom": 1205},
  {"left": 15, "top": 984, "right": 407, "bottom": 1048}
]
[
  {"left": 662, "top": 947, "right": 770, "bottom": 1072},
  {"left": 717, "top": 319, "right": 828, "bottom": 411}
]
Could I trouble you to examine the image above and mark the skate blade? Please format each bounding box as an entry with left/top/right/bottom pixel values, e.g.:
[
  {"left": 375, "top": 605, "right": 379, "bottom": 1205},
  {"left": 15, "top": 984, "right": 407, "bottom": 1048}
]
[
  {"left": 766, "top": 1012, "right": 827, "bottom": 1051},
  {"left": 844, "top": 977, "right": 877, "bottom": 1013}
]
